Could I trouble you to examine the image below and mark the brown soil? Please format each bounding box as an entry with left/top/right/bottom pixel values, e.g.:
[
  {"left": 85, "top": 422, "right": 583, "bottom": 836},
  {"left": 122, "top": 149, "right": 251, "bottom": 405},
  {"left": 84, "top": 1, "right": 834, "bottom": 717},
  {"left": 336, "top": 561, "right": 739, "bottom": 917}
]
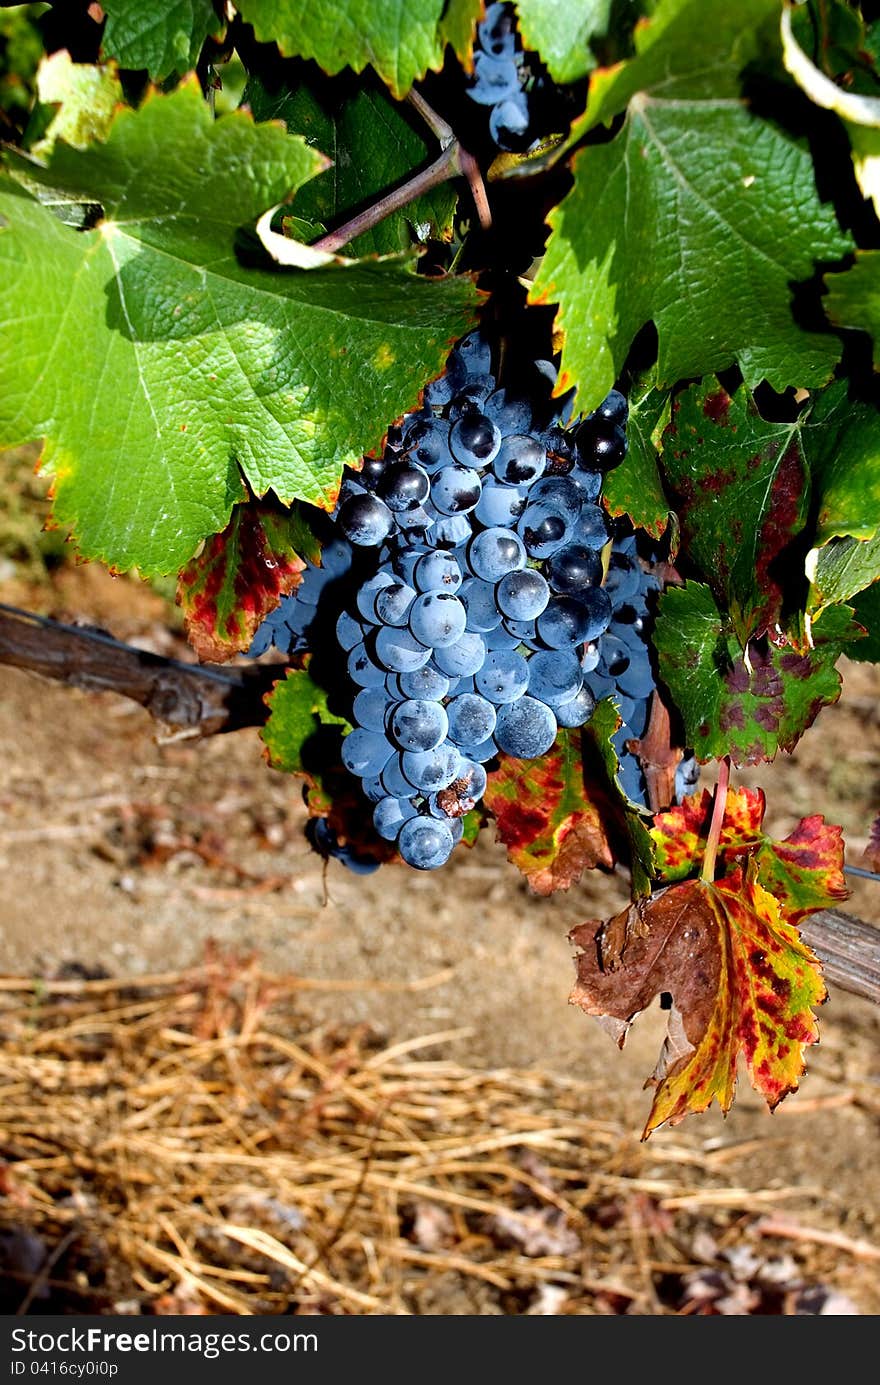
[{"left": 1, "top": 564, "right": 879, "bottom": 1313}]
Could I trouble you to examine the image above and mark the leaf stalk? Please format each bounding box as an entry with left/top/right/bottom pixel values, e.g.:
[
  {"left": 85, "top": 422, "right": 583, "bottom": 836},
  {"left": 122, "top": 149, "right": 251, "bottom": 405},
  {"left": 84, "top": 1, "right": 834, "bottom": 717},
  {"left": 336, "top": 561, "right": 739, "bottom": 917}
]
[{"left": 700, "top": 756, "right": 731, "bottom": 884}]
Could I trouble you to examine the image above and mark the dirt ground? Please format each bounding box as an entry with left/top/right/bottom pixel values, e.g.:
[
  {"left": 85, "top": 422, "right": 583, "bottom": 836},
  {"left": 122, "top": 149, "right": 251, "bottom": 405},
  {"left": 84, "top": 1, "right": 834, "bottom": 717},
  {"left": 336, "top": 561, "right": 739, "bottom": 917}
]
[{"left": 1, "top": 562, "right": 879, "bottom": 1313}]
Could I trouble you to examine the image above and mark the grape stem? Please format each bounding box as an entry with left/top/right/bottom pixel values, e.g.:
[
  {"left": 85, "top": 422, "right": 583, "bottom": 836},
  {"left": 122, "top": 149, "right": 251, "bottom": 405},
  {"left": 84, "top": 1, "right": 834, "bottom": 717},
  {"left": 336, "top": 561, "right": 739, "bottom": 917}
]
[
  {"left": 312, "top": 93, "right": 491, "bottom": 253},
  {"left": 700, "top": 755, "right": 730, "bottom": 885}
]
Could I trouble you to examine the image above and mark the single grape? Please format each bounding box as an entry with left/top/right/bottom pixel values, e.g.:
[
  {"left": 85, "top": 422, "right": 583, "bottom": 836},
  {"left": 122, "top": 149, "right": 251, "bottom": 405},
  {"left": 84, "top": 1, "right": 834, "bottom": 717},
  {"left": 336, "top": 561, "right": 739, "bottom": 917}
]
[
  {"left": 496, "top": 568, "right": 550, "bottom": 620},
  {"left": 484, "top": 389, "right": 532, "bottom": 435},
  {"left": 490, "top": 93, "right": 529, "bottom": 150},
  {"left": 570, "top": 466, "right": 603, "bottom": 501},
  {"left": 381, "top": 754, "right": 416, "bottom": 797},
  {"left": 353, "top": 686, "right": 393, "bottom": 733},
  {"left": 348, "top": 641, "right": 387, "bottom": 688},
  {"left": 554, "top": 686, "right": 597, "bottom": 728},
  {"left": 375, "top": 625, "right": 432, "bottom": 673},
  {"left": 431, "top": 465, "right": 483, "bottom": 516},
  {"left": 546, "top": 543, "right": 603, "bottom": 594},
  {"left": 474, "top": 648, "right": 530, "bottom": 703},
  {"left": 373, "top": 796, "right": 418, "bottom": 842},
  {"left": 398, "top": 815, "right": 455, "bottom": 870},
  {"left": 409, "top": 592, "right": 467, "bottom": 648},
  {"left": 359, "top": 455, "right": 387, "bottom": 490},
  {"left": 603, "top": 552, "right": 642, "bottom": 602},
  {"left": 361, "top": 774, "right": 388, "bottom": 804},
  {"left": 434, "top": 514, "right": 473, "bottom": 546},
  {"left": 571, "top": 504, "right": 610, "bottom": 551},
  {"left": 459, "top": 577, "right": 504, "bottom": 632},
  {"left": 341, "top": 727, "right": 392, "bottom": 778},
  {"left": 337, "top": 493, "right": 393, "bottom": 547},
  {"left": 356, "top": 569, "right": 395, "bottom": 622},
  {"left": 474, "top": 479, "right": 528, "bottom": 528},
  {"left": 404, "top": 417, "right": 453, "bottom": 472},
  {"left": 492, "top": 434, "right": 546, "bottom": 485},
  {"left": 336, "top": 609, "right": 365, "bottom": 651},
  {"left": 537, "top": 596, "right": 596, "bottom": 649},
  {"left": 529, "top": 475, "right": 582, "bottom": 521},
  {"left": 398, "top": 664, "right": 451, "bottom": 700},
  {"left": 480, "top": 2, "right": 516, "bottom": 57},
  {"left": 415, "top": 551, "right": 462, "bottom": 593},
  {"left": 402, "top": 743, "right": 463, "bottom": 792},
  {"left": 469, "top": 51, "right": 521, "bottom": 105},
  {"left": 468, "top": 526, "right": 526, "bottom": 582},
  {"left": 432, "top": 630, "right": 488, "bottom": 677},
  {"left": 526, "top": 649, "right": 583, "bottom": 706},
  {"left": 449, "top": 413, "right": 502, "bottom": 467},
  {"left": 518, "top": 508, "right": 570, "bottom": 560},
  {"left": 595, "top": 389, "right": 628, "bottom": 426},
  {"left": 494, "top": 698, "right": 558, "bottom": 758},
  {"left": 374, "top": 581, "right": 416, "bottom": 627},
  {"left": 454, "top": 330, "right": 493, "bottom": 378},
  {"left": 379, "top": 461, "right": 430, "bottom": 513},
  {"left": 455, "top": 734, "right": 498, "bottom": 763},
  {"left": 446, "top": 693, "right": 497, "bottom": 747},
  {"left": 500, "top": 616, "right": 535, "bottom": 640},
  {"left": 390, "top": 698, "right": 449, "bottom": 753}
]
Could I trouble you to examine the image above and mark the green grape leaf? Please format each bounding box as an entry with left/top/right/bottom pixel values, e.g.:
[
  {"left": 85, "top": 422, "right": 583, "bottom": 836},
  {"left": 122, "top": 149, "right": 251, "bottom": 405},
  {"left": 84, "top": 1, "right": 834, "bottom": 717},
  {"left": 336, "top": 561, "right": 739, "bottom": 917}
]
[
  {"left": 809, "top": 533, "right": 880, "bottom": 611},
  {"left": 660, "top": 380, "right": 810, "bottom": 645},
  {"left": 531, "top": 97, "right": 850, "bottom": 416},
  {"left": 651, "top": 785, "right": 848, "bottom": 924},
  {"left": 101, "top": 0, "right": 223, "bottom": 79},
  {"left": 530, "top": 0, "right": 850, "bottom": 415},
  {"left": 801, "top": 382, "right": 880, "bottom": 547},
  {"left": 781, "top": 0, "right": 880, "bottom": 220},
  {"left": 483, "top": 727, "right": 617, "bottom": 894},
  {"left": 573, "top": 0, "right": 782, "bottom": 137},
  {"left": 261, "top": 664, "right": 350, "bottom": 778},
  {"left": 849, "top": 582, "right": 880, "bottom": 662},
  {"left": 245, "top": 68, "right": 456, "bottom": 255},
  {"left": 31, "top": 52, "right": 122, "bottom": 156},
  {"left": 602, "top": 377, "right": 670, "bottom": 538},
  {"left": 826, "top": 251, "right": 880, "bottom": 369},
  {"left": 797, "top": 382, "right": 880, "bottom": 610},
  {"left": 570, "top": 861, "right": 826, "bottom": 1136},
  {"left": 514, "top": 0, "right": 612, "bottom": 83},
  {"left": 654, "top": 582, "right": 853, "bottom": 764},
  {"left": 234, "top": 0, "right": 478, "bottom": 99},
  {"left": 0, "top": 84, "right": 478, "bottom": 575},
  {"left": 0, "top": 4, "right": 44, "bottom": 119},
  {"left": 176, "top": 498, "right": 320, "bottom": 662}
]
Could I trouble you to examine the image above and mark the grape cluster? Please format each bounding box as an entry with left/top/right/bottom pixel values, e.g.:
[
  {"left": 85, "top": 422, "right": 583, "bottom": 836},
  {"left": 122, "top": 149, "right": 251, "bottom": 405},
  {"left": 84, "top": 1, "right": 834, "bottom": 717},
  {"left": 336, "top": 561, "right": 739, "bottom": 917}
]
[
  {"left": 466, "top": 3, "right": 532, "bottom": 152},
  {"left": 250, "top": 332, "right": 667, "bottom": 870}
]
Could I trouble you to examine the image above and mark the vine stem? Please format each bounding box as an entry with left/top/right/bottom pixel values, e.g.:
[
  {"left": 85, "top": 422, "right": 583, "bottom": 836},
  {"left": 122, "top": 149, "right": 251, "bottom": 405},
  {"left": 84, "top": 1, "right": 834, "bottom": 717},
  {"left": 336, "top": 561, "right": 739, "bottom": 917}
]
[
  {"left": 700, "top": 755, "right": 731, "bottom": 884},
  {"left": 312, "top": 95, "right": 491, "bottom": 254}
]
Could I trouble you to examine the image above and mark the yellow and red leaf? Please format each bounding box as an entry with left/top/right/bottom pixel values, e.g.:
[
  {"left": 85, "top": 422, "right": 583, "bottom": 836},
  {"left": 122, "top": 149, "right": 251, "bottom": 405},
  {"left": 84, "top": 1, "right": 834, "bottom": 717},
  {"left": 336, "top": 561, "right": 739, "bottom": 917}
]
[
  {"left": 483, "top": 730, "right": 616, "bottom": 895},
  {"left": 652, "top": 786, "right": 847, "bottom": 923},
  {"left": 570, "top": 864, "right": 826, "bottom": 1137},
  {"left": 178, "top": 500, "right": 319, "bottom": 662}
]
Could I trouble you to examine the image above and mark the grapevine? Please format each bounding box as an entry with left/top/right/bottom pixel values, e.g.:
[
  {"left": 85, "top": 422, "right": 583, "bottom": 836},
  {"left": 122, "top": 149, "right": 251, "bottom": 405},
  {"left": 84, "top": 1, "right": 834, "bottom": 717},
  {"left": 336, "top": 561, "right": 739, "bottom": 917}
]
[{"left": 1, "top": 0, "right": 879, "bottom": 1137}]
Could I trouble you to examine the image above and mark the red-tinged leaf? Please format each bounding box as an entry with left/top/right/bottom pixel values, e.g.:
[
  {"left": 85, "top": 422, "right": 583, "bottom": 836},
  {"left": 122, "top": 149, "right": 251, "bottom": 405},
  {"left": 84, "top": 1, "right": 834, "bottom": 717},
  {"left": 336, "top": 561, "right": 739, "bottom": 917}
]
[
  {"left": 570, "top": 864, "right": 827, "bottom": 1136},
  {"left": 655, "top": 583, "right": 854, "bottom": 764},
  {"left": 660, "top": 380, "right": 810, "bottom": 645},
  {"left": 652, "top": 786, "right": 847, "bottom": 924},
  {"left": 483, "top": 729, "right": 616, "bottom": 895},
  {"left": 178, "top": 500, "right": 320, "bottom": 662}
]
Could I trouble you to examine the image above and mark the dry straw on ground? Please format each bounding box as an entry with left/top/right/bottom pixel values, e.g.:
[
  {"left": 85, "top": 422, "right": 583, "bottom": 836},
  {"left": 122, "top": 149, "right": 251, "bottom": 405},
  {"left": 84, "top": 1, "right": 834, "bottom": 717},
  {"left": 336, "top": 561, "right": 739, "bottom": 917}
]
[{"left": 0, "top": 950, "right": 870, "bottom": 1315}]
